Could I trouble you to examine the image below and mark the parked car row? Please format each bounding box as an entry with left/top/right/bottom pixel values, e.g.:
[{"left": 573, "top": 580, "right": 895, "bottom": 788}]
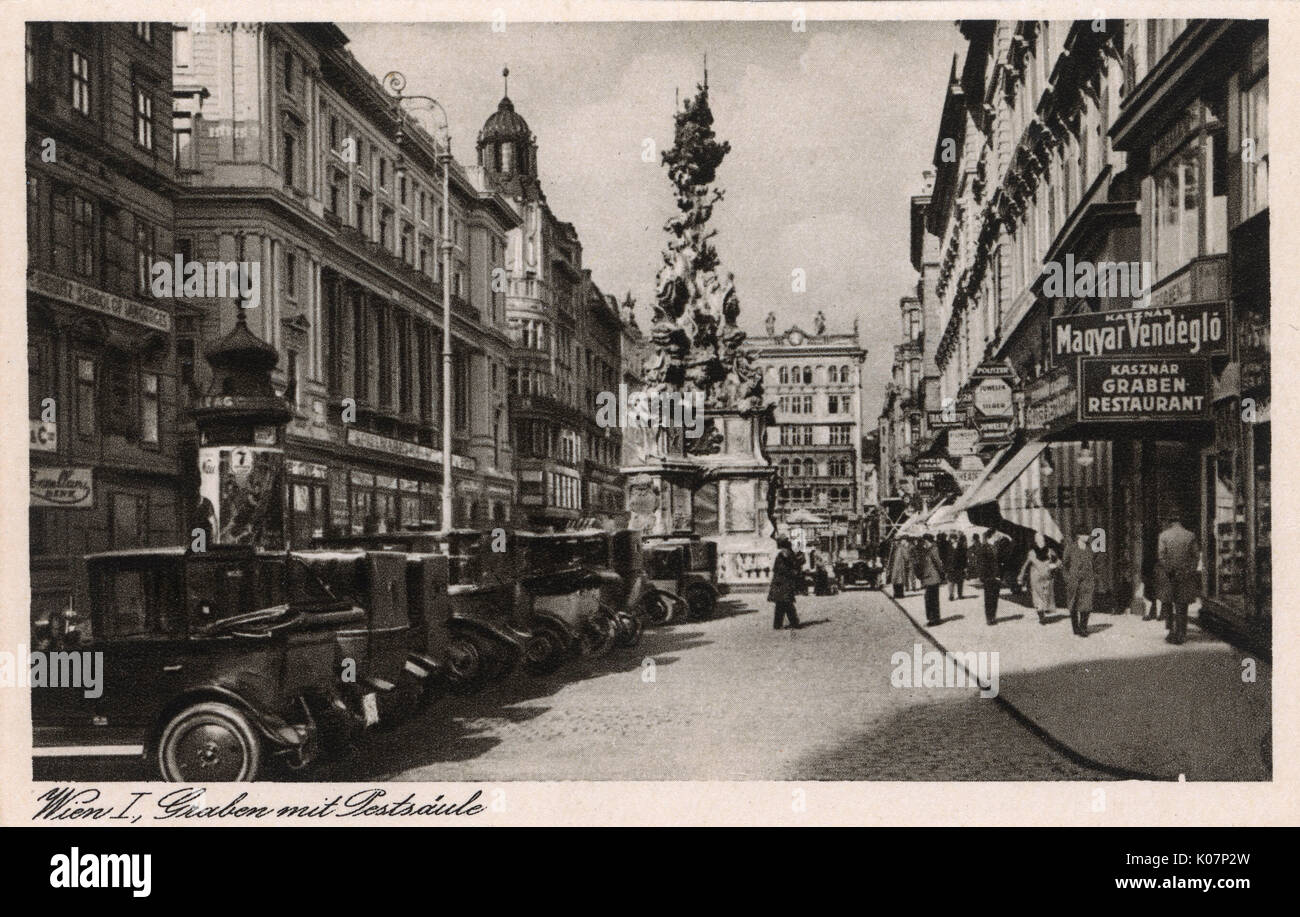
[{"left": 31, "top": 529, "right": 723, "bottom": 782}]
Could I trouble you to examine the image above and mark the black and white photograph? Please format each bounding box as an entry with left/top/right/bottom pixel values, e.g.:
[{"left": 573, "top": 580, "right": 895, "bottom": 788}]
[{"left": 7, "top": 0, "right": 1286, "bottom": 844}]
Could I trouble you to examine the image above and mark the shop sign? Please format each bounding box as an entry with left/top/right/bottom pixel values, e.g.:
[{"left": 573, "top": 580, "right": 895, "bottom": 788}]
[
  {"left": 28, "top": 269, "right": 171, "bottom": 333},
  {"left": 1024, "top": 367, "right": 1078, "bottom": 434},
  {"left": 347, "top": 427, "right": 477, "bottom": 472},
  {"left": 287, "top": 460, "right": 328, "bottom": 479},
  {"left": 31, "top": 466, "right": 92, "bottom": 508},
  {"left": 1051, "top": 302, "right": 1230, "bottom": 362},
  {"left": 1078, "top": 356, "right": 1212, "bottom": 422},
  {"left": 948, "top": 428, "right": 979, "bottom": 455},
  {"left": 973, "top": 378, "right": 1014, "bottom": 417},
  {"left": 917, "top": 457, "right": 944, "bottom": 473},
  {"left": 971, "top": 361, "right": 1018, "bottom": 381},
  {"left": 30, "top": 420, "right": 57, "bottom": 452},
  {"left": 400, "top": 478, "right": 421, "bottom": 492},
  {"left": 926, "top": 410, "right": 965, "bottom": 430}
]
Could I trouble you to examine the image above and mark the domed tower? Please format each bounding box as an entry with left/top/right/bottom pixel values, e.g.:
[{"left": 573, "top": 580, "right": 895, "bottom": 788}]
[{"left": 477, "top": 66, "right": 537, "bottom": 185}]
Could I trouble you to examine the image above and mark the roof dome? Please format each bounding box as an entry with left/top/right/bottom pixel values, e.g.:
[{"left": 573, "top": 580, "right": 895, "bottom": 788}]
[{"left": 480, "top": 94, "right": 532, "bottom": 145}]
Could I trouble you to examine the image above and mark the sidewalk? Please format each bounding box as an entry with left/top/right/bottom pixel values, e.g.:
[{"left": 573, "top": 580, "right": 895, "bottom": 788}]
[{"left": 886, "top": 584, "right": 1271, "bottom": 780}]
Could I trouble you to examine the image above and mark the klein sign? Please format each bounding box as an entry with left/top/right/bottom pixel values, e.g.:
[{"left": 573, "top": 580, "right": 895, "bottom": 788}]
[
  {"left": 1078, "top": 357, "right": 1212, "bottom": 422},
  {"left": 1051, "top": 302, "right": 1229, "bottom": 361}
]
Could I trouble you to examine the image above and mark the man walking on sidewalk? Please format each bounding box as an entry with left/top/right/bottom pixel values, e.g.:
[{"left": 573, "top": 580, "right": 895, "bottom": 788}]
[
  {"left": 974, "top": 529, "right": 1002, "bottom": 625},
  {"left": 1063, "top": 524, "right": 1098, "bottom": 637},
  {"left": 768, "top": 536, "right": 802, "bottom": 630},
  {"left": 915, "top": 533, "right": 946, "bottom": 626},
  {"left": 1158, "top": 514, "right": 1200, "bottom": 644}
]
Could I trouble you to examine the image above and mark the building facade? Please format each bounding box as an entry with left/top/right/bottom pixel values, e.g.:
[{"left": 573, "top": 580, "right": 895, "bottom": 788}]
[
  {"left": 752, "top": 315, "right": 867, "bottom": 558},
  {"left": 171, "top": 22, "right": 521, "bottom": 543},
  {"left": 27, "top": 21, "right": 182, "bottom": 624},
  {"left": 474, "top": 81, "right": 627, "bottom": 528},
  {"left": 907, "top": 18, "right": 1268, "bottom": 649}
]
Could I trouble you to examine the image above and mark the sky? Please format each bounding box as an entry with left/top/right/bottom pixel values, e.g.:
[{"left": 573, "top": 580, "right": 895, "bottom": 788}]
[{"left": 343, "top": 20, "right": 963, "bottom": 420}]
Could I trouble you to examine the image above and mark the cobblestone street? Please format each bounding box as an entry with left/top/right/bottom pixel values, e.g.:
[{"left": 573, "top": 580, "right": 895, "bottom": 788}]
[{"left": 323, "top": 588, "right": 1111, "bottom": 781}]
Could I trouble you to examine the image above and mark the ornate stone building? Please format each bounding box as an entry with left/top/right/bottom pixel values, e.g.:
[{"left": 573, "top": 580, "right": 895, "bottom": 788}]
[
  {"left": 171, "top": 22, "right": 521, "bottom": 541},
  {"left": 472, "top": 74, "right": 626, "bottom": 527},
  {"left": 27, "top": 21, "right": 182, "bottom": 623}
]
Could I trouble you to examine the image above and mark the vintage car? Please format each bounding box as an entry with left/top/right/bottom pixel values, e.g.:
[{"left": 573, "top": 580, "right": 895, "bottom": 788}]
[
  {"left": 642, "top": 537, "right": 721, "bottom": 623},
  {"left": 315, "top": 530, "right": 530, "bottom": 695},
  {"left": 571, "top": 529, "right": 655, "bottom": 647},
  {"left": 514, "top": 531, "right": 618, "bottom": 674},
  {"left": 31, "top": 547, "right": 360, "bottom": 782},
  {"left": 287, "top": 548, "right": 422, "bottom": 723}
]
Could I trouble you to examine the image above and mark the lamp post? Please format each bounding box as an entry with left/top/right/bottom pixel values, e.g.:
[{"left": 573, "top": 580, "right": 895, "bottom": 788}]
[{"left": 383, "top": 71, "right": 455, "bottom": 535}]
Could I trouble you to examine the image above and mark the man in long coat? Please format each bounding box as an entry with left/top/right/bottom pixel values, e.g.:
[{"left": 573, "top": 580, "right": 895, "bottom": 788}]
[
  {"left": 973, "top": 530, "right": 1002, "bottom": 625},
  {"left": 1157, "top": 515, "right": 1201, "bottom": 644},
  {"left": 768, "top": 536, "right": 802, "bottom": 630},
  {"left": 1062, "top": 524, "right": 1098, "bottom": 637}
]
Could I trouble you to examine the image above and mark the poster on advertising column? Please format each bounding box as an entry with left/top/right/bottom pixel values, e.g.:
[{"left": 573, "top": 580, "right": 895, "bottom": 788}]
[
  {"left": 198, "top": 446, "right": 286, "bottom": 548},
  {"left": 1078, "top": 356, "right": 1212, "bottom": 422}
]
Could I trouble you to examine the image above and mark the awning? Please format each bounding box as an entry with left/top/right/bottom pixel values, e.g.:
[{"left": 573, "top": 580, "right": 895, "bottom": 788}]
[
  {"left": 896, "top": 496, "right": 952, "bottom": 537},
  {"left": 958, "top": 442, "right": 1049, "bottom": 511},
  {"left": 949, "top": 445, "right": 1012, "bottom": 513}
]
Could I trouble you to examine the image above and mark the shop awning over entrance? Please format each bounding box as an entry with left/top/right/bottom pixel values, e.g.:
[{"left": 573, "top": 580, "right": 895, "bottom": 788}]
[
  {"left": 955, "top": 443, "right": 1049, "bottom": 513},
  {"left": 949, "top": 446, "right": 1011, "bottom": 514}
]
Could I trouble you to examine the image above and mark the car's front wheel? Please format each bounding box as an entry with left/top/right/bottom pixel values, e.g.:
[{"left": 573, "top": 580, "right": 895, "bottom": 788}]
[{"left": 156, "top": 701, "right": 261, "bottom": 782}]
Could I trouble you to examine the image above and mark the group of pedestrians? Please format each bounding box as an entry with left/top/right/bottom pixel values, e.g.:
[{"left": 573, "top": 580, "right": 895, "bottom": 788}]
[
  {"left": 770, "top": 516, "right": 1201, "bottom": 645},
  {"left": 882, "top": 525, "right": 1100, "bottom": 637}
]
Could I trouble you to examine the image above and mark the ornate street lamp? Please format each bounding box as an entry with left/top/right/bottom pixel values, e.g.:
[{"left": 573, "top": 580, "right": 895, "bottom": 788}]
[{"left": 383, "top": 71, "right": 455, "bottom": 534}]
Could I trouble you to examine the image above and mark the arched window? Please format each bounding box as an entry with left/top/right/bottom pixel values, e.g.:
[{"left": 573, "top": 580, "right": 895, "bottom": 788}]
[
  {"left": 841, "top": 364, "right": 850, "bottom": 382},
  {"left": 803, "top": 366, "right": 813, "bottom": 384},
  {"left": 779, "top": 366, "right": 788, "bottom": 384},
  {"left": 803, "top": 458, "right": 815, "bottom": 477}
]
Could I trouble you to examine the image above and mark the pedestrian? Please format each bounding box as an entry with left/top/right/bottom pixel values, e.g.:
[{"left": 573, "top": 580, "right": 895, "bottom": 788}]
[
  {"left": 1062, "top": 524, "right": 1097, "bottom": 636},
  {"left": 916, "top": 533, "right": 946, "bottom": 626},
  {"left": 938, "top": 534, "right": 954, "bottom": 586},
  {"left": 889, "top": 536, "right": 912, "bottom": 598},
  {"left": 948, "top": 532, "right": 968, "bottom": 600},
  {"left": 1018, "top": 532, "right": 1060, "bottom": 625},
  {"left": 1157, "top": 513, "right": 1200, "bottom": 644},
  {"left": 1144, "top": 552, "right": 1170, "bottom": 624},
  {"left": 975, "top": 528, "right": 1002, "bottom": 625},
  {"left": 767, "top": 536, "right": 802, "bottom": 630}
]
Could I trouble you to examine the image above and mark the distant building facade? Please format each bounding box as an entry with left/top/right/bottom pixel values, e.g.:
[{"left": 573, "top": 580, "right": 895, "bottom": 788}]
[{"left": 752, "top": 317, "right": 867, "bottom": 557}]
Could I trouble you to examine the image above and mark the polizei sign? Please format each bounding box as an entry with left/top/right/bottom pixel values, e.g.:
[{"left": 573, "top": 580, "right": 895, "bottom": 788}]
[
  {"left": 1051, "top": 302, "right": 1229, "bottom": 361},
  {"left": 1078, "top": 357, "right": 1211, "bottom": 422}
]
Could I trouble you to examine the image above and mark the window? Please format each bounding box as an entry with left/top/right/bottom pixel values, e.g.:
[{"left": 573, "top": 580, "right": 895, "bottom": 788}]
[
  {"left": 283, "top": 50, "right": 294, "bottom": 93},
  {"left": 135, "top": 218, "right": 155, "bottom": 296},
  {"left": 140, "top": 373, "right": 159, "bottom": 444},
  {"left": 400, "top": 224, "right": 412, "bottom": 264},
  {"left": 174, "top": 26, "right": 192, "bottom": 69},
  {"left": 1153, "top": 140, "right": 1200, "bottom": 281},
  {"left": 329, "top": 116, "right": 340, "bottom": 151},
  {"left": 285, "top": 250, "right": 297, "bottom": 298},
  {"left": 398, "top": 176, "right": 408, "bottom": 206},
  {"left": 134, "top": 22, "right": 153, "bottom": 43},
  {"left": 418, "top": 191, "right": 427, "bottom": 222},
  {"left": 378, "top": 157, "right": 389, "bottom": 189},
  {"left": 76, "top": 357, "right": 95, "bottom": 437},
  {"left": 102, "top": 359, "right": 136, "bottom": 438},
  {"left": 380, "top": 208, "right": 392, "bottom": 250},
  {"left": 73, "top": 195, "right": 95, "bottom": 277},
  {"left": 70, "top": 50, "right": 90, "bottom": 115},
  {"left": 282, "top": 131, "right": 297, "bottom": 188},
  {"left": 356, "top": 190, "right": 370, "bottom": 237},
  {"left": 802, "top": 367, "right": 813, "bottom": 385},
  {"left": 1240, "top": 69, "right": 1268, "bottom": 222}
]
